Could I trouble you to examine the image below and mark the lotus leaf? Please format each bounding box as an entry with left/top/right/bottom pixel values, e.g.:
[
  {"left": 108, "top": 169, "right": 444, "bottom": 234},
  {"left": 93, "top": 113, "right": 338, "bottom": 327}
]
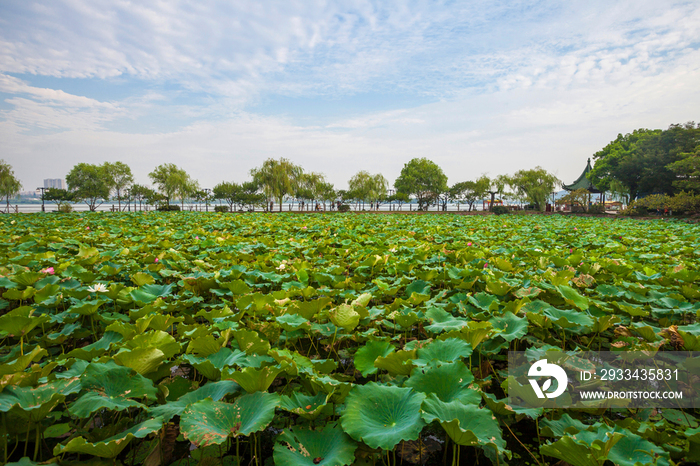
[
  {"left": 54, "top": 417, "right": 164, "bottom": 458},
  {"left": 340, "top": 383, "right": 425, "bottom": 451},
  {"left": 274, "top": 423, "right": 357, "bottom": 466},
  {"left": 353, "top": 340, "right": 394, "bottom": 377},
  {"left": 180, "top": 392, "right": 280, "bottom": 446}
]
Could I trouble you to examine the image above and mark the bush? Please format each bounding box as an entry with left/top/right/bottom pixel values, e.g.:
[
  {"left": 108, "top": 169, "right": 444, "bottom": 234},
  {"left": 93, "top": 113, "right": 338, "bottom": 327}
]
[
  {"left": 666, "top": 191, "right": 700, "bottom": 214},
  {"left": 491, "top": 205, "right": 509, "bottom": 215},
  {"left": 156, "top": 204, "right": 181, "bottom": 212},
  {"left": 214, "top": 205, "right": 230, "bottom": 213},
  {"left": 338, "top": 204, "right": 351, "bottom": 212},
  {"left": 57, "top": 203, "right": 73, "bottom": 213},
  {"left": 588, "top": 204, "right": 605, "bottom": 214}
]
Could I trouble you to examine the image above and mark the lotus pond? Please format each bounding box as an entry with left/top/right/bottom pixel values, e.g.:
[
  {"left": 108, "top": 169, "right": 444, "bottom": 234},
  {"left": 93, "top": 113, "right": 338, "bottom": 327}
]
[{"left": 1, "top": 212, "right": 699, "bottom": 466}]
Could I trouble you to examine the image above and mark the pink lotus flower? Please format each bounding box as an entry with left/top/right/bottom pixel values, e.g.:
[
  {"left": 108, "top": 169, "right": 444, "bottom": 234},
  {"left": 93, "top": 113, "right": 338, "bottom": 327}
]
[
  {"left": 484, "top": 263, "right": 488, "bottom": 268},
  {"left": 467, "top": 242, "right": 472, "bottom": 246},
  {"left": 154, "top": 258, "right": 159, "bottom": 263},
  {"left": 302, "top": 226, "right": 307, "bottom": 229},
  {"left": 86, "top": 227, "right": 90, "bottom": 230},
  {"left": 41, "top": 267, "right": 54, "bottom": 275},
  {"left": 570, "top": 248, "right": 573, "bottom": 253},
  {"left": 574, "top": 227, "right": 577, "bottom": 230},
  {"left": 195, "top": 236, "right": 199, "bottom": 240}
]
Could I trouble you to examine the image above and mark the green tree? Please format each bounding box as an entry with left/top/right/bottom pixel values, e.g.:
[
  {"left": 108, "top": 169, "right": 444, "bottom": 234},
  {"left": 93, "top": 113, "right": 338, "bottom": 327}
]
[
  {"left": 476, "top": 175, "right": 507, "bottom": 211},
  {"left": 667, "top": 146, "right": 700, "bottom": 193},
  {"left": 148, "top": 163, "right": 190, "bottom": 207},
  {"left": 213, "top": 182, "right": 242, "bottom": 212},
  {"left": 128, "top": 184, "right": 154, "bottom": 211},
  {"left": 510, "top": 167, "right": 560, "bottom": 211},
  {"left": 66, "top": 163, "right": 110, "bottom": 211},
  {"left": 348, "top": 171, "right": 388, "bottom": 210},
  {"left": 394, "top": 158, "right": 448, "bottom": 211},
  {"left": 316, "top": 181, "right": 336, "bottom": 210},
  {"left": 0, "top": 160, "right": 22, "bottom": 213},
  {"left": 589, "top": 123, "right": 700, "bottom": 200},
  {"left": 44, "top": 188, "right": 74, "bottom": 210},
  {"left": 103, "top": 161, "right": 134, "bottom": 211},
  {"left": 251, "top": 158, "right": 303, "bottom": 212},
  {"left": 240, "top": 181, "right": 267, "bottom": 211},
  {"left": 450, "top": 181, "right": 481, "bottom": 211}
]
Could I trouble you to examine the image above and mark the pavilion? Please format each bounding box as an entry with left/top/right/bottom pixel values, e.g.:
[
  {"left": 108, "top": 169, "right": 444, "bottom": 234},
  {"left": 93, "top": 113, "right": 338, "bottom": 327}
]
[{"left": 562, "top": 158, "right": 605, "bottom": 206}]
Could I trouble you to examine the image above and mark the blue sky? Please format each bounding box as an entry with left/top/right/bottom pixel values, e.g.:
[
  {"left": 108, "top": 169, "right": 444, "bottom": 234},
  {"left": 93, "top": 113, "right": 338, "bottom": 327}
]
[{"left": 1, "top": 0, "right": 699, "bottom": 191}]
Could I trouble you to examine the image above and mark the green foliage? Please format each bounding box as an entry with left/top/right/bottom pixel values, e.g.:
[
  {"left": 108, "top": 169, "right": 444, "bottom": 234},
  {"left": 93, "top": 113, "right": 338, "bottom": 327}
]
[
  {"left": 66, "top": 162, "right": 111, "bottom": 211},
  {"left": 509, "top": 166, "right": 560, "bottom": 211},
  {"left": 0, "top": 212, "right": 698, "bottom": 465},
  {"left": 491, "top": 205, "right": 509, "bottom": 215},
  {"left": 394, "top": 158, "right": 448, "bottom": 210},
  {"left": 148, "top": 163, "right": 193, "bottom": 207},
  {"left": 589, "top": 122, "right": 700, "bottom": 200},
  {"left": 0, "top": 159, "right": 22, "bottom": 212},
  {"left": 214, "top": 204, "right": 230, "bottom": 213},
  {"left": 250, "top": 157, "right": 303, "bottom": 211},
  {"left": 337, "top": 204, "right": 350, "bottom": 212}
]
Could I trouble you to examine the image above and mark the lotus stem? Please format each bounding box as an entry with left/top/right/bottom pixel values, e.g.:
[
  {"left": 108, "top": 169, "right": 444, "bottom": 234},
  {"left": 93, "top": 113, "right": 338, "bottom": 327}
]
[
  {"left": 33, "top": 424, "right": 40, "bottom": 462},
  {"left": 23, "top": 423, "right": 30, "bottom": 458}
]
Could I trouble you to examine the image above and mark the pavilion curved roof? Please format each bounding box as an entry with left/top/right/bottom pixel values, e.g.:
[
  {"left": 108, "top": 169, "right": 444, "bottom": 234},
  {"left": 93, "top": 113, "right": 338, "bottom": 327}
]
[{"left": 563, "top": 158, "right": 602, "bottom": 193}]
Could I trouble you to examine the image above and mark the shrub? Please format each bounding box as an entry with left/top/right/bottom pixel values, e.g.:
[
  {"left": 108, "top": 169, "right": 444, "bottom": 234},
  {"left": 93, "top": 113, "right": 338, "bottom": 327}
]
[
  {"left": 666, "top": 191, "right": 700, "bottom": 214},
  {"left": 156, "top": 204, "right": 181, "bottom": 212},
  {"left": 491, "top": 205, "right": 509, "bottom": 215},
  {"left": 338, "top": 204, "right": 351, "bottom": 212},
  {"left": 588, "top": 204, "right": 605, "bottom": 214},
  {"left": 57, "top": 203, "right": 73, "bottom": 213},
  {"left": 214, "top": 205, "right": 230, "bottom": 213}
]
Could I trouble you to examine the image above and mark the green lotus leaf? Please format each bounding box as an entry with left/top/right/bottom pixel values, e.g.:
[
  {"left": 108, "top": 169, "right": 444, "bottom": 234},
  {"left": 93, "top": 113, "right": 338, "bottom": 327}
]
[
  {"left": 150, "top": 380, "right": 240, "bottom": 421},
  {"left": 354, "top": 340, "right": 394, "bottom": 377},
  {"left": 54, "top": 417, "right": 163, "bottom": 458},
  {"left": 233, "top": 329, "right": 270, "bottom": 355},
  {"left": 421, "top": 396, "right": 507, "bottom": 455},
  {"left": 124, "top": 330, "right": 181, "bottom": 359},
  {"left": 424, "top": 308, "right": 467, "bottom": 333},
  {"left": 33, "top": 284, "right": 61, "bottom": 304},
  {"left": 11, "top": 272, "right": 45, "bottom": 288},
  {"left": 69, "top": 361, "right": 158, "bottom": 418},
  {"left": 279, "top": 391, "right": 329, "bottom": 420},
  {"left": 557, "top": 285, "right": 590, "bottom": 310},
  {"left": 485, "top": 279, "right": 513, "bottom": 296},
  {"left": 482, "top": 393, "right": 544, "bottom": 419},
  {"left": 131, "top": 272, "right": 155, "bottom": 286},
  {"left": 340, "top": 383, "right": 426, "bottom": 451},
  {"left": 405, "top": 362, "right": 478, "bottom": 404},
  {"left": 414, "top": 338, "right": 472, "bottom": 366},
  {"left": 219, "top": 279, "right": 252, "bottom": 295},
  {"left": 0, "top": 346, "right": 47, "bottom": 376},
  {"left": 539, "top": 413, "right": 595, "bottom": 437},
  {"left": 0, "top": 307, "right": 50, "bottom": 337},
  {"left": 489, "top": 311, "right": 528, "bottom": 342},
  {"left": 129, "top": 284, "right": 174, "bottom": 304},
  {"left": 276, "top": 313, "right": 310, "bottom": 330},
  {"left": 181, "top": 392, "right": 280, "bottom": 446},
  {"left": 186, "top": 334, "right": 222, "bottom": 357},
  {"left": 68, "top": 298, "right": 109, "bottom": 316},
  {"left": 374, "top": 350, "right": 415, "bottom": 376},
  {"left": 0, "top": 378, "right": 80, "bottom": 421},
  {"left": 308, "top": 375, "right": 353, "bottom": 404},
  {"left": 544, "top": 307, "right": 594, "bottom": 328},
  {"left": 183, "top": 347, "right": 249, "bottom": 380},
  {"left": 274, "top": 423, "right": 358, "bottom": 466},
  {"left": 222, "top": 363, "right": 288, "bottom": 393},
  {"left": 65, "top": 331, "right": 123, "bottom": 360},
  {"left": 329, "top": 304, "right": 360, "bottom": 331},
  {"left": 468, "top": 292, "right": 501, "bottom": 312},
  {"left": 405, "top": 280, "right": 430, "bottom": 297},
  {"left": 3, "top": 288, "right": 35, "bottom": 301},
  {"left": 113, "top": 347, "right": 165, "bottom": 375}
]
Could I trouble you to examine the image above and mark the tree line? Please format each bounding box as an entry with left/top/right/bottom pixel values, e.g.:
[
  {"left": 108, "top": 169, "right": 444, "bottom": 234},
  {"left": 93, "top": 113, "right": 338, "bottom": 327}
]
[
  {"left": 24, "top": 158, "right": 563, "bottom": 213},
  {"left": 2, "top": 121, "right": 696, "bottom": 213}
]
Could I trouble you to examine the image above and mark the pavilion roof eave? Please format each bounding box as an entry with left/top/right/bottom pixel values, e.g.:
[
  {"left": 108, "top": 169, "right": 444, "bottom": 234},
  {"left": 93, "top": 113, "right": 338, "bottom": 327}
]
[{"left": 563, "top": 158, "right": 603, "bottom": 193}]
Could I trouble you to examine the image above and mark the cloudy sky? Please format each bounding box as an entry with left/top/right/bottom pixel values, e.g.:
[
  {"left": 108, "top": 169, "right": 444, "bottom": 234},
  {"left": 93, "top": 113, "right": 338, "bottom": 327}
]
[{"left": 1, "top": 0, "right": 699, "bottom": 192}]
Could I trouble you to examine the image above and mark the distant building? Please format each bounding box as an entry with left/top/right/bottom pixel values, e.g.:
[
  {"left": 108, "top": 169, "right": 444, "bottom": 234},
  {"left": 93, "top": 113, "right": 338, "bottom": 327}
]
[{"left": 44, "top": 179, "right": 64, "bottom": 189}]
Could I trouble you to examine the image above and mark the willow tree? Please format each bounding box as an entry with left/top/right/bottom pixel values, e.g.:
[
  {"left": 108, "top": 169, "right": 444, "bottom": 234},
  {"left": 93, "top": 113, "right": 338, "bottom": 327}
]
[
  {"left": 348, "top": 171, "right": 388, "bottom": 210},
  {"left": 394, "top": 158, "right": 447, "bottom": 211},
  {"left": 250, "top": 158, "right": 303, "bottom": 212},
  {"left": 103, "top": 161, "right": 134, "bottom": 211},
  {"left": 148, "top": 163, "right": 191, "bottom": 208},
  {"left": 0, "top": 160, "right": 21, "bottom": 213},
  {"left": 510, "top": 167, "right": 561, "bottom": 211}
]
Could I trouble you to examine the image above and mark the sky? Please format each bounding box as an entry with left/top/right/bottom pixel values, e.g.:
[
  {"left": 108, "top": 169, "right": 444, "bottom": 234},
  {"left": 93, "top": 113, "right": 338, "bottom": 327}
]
[{"left": 1, "top": 0, "right": 699, "bottom": 192}]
